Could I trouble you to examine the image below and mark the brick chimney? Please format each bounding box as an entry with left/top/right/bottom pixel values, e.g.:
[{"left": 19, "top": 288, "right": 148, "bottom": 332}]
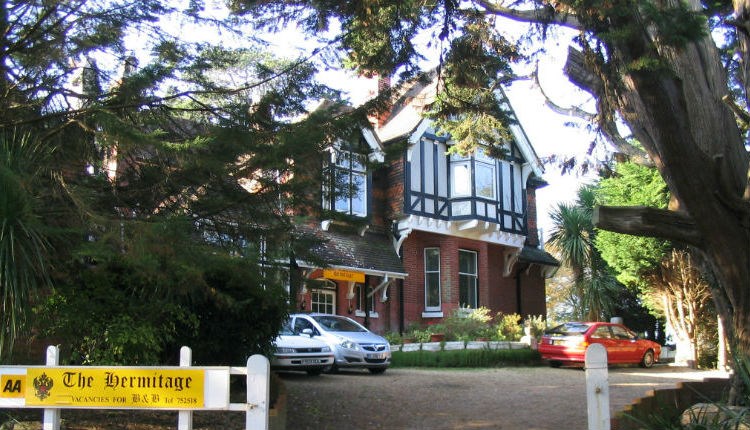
[
  {"left": 366, "top": 74, "right": 392, "bottom": 129},
  {"left": 377, "top": 75, "right": 392, "bottom": 128}
]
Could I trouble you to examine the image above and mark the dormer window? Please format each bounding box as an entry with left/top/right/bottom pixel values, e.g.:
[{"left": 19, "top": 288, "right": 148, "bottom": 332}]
[
  {"left": 335, "top": 149, "right": 367, "bottom": 216},
  {"left": 323, "top": 141, "right": 369, "bottom": 217}
]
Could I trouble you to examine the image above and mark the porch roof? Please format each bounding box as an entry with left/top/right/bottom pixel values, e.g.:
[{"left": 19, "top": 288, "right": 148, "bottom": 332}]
[
  {"left": 298, "top": 224, "right": 407, "bottom": 279},
  {"left": 519, "top": 246, "right": 560, "bottom": 267}
]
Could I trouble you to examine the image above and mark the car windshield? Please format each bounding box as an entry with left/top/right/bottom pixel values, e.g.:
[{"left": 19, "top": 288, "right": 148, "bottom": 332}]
[
  {"left": 279, "top": 322, "right": 295, "bottom": 336},
  {"left": 545, "top": 323, "right": 592, "bottom": 336},
  {"left": 312, "top": 316, "right": 367, "bottom": 332}
]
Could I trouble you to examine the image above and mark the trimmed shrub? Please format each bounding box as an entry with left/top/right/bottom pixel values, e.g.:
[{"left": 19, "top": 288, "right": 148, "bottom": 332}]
[
  {"left": 391, "top": 348, "right": 542, "bottom": 368},
  {"left": 439, "top": 307, "right": 494, "bottom": 341}
]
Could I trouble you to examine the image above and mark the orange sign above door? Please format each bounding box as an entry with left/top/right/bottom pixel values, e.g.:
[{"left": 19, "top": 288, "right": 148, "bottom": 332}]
[{"left": 322, "top": 269, "right": 365, "bottom": 283}]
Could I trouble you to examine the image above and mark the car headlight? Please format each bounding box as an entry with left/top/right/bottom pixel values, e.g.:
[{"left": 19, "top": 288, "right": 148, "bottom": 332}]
[
  {"left": 339, "top": 339, "right": 359, "bottom": 350},
  {"left": 321, "top": 346, "right": 331, "bottom": 352},
  {"left": 275, "top": 347, "right": 295, "bottom": 354}
]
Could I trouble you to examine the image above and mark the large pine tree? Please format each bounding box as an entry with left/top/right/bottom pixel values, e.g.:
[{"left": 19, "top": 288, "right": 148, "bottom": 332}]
[{"left": 0, "top": 1, "right": 360, "bottom": 363}]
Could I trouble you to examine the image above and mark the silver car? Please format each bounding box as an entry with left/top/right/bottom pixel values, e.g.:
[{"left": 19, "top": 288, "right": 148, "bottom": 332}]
[
  {"left": 289, "top": 313, "right": 391, "bottom": 374},
  {"left": 271, "top": 322, "right": 334, "bottom": 376}
]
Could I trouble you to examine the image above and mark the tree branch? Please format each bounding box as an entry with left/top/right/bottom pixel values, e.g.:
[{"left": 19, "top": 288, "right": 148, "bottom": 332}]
[
  {"left": 592, "top": 205, "right": 703, "bottom": 246},
  {"left": 475, "top": 0, "right": 583, "bottom": 30}
]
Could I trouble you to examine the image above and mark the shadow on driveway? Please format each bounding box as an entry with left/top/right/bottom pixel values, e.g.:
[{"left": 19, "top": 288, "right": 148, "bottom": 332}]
[{"left": 280, "top": 365, "right": 728, "bottom": 430}]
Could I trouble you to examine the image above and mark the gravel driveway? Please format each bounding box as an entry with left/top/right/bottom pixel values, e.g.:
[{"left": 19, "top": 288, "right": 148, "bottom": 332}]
[{"left": 280, "top": 365, "right": 729, "bottom": 430}]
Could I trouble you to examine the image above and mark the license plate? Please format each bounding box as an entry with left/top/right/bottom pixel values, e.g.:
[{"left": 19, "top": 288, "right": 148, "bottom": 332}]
[
  {"left": 368, "top": 353, "right": 387, "bottom": 359},
  {"left": 301, "top": 359, "right": 324, "bottom": 364}
]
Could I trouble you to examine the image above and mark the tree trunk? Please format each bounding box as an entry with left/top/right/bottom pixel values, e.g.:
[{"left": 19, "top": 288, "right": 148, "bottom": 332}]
[{"left": 564, "top": 0, "right": 750, "bottom": 398}]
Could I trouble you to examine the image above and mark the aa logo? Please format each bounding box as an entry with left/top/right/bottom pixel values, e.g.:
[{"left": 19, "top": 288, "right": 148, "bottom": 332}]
[{"left": 0, "top": 375, "right": 25, "bottom": 398}]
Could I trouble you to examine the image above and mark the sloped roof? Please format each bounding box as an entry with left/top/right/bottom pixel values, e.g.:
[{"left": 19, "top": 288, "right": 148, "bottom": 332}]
[
  {"left": 297, "top": 224, "right": 407, "bottom": 278},
  {"left": 519, "top": 245, "right": 560, "bottom": 267},
  {"left": 373, "top": 73, "right": 545, "bottom": 179}
]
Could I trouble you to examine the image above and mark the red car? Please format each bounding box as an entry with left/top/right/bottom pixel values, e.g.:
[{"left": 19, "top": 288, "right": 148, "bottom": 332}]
[{"left": 538, "top": 322, "right": 661, "bottom": 368}]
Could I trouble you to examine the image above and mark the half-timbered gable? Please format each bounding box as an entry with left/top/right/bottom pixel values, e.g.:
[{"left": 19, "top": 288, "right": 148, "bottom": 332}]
[{"left": 403, "top": 129, "right": 531, "bottom": 240}]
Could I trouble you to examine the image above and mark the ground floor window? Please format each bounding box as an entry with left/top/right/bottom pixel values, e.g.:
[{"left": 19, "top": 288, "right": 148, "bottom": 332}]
[
  {"left": 356, "top": 284, "right": 375, "bottom": 312},
  {"left": 459, "top": 249, "right": 478, "bottom": 308},
  {"left": 311, "top": 289, "right": 335, "bottom": 314},
  {"left": 424, "top": 247, "right": 441, "bottom": 311}
]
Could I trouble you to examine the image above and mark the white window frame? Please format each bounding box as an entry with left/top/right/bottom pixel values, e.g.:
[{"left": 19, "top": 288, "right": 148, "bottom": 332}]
[
  {"left": 474, "top": 148, "right": 496, "bottom": 199},
  {"left": 459, "top": 249, "right": 478, "bottom": 309},
  {"left": 449, "top": 147, "right": 497, "bottom": 200},
  {"left": 424, "top": 247, "right": 442, "bottom": 312},
  {"left": 354, "top": 284, "right": 378, "bottom": 318},
  {"left": 311, "top": 289, "right": 336, "bottom": 314},
  {"left": 450, "top": 153, "right": 471, "bottom": 198},
  {"left": 333, "top": 148, "right": 367, "bottom": 217}
]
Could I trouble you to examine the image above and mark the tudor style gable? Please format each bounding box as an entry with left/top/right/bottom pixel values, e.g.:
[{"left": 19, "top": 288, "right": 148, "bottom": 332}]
[
  {"left": 378, "top": 82, "right": 547, "bottom": 252},
  {"left": 403, "top": 131, "right": 532, "bottom": 245}
]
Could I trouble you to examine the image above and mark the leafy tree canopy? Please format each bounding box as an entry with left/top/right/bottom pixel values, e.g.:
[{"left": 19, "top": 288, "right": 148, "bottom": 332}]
[{"left": 594, "top": 162, "right": 671, "bottom": 289}]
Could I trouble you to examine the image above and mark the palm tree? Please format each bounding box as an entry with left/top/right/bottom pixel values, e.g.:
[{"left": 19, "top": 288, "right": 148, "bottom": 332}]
[
  {"left": 0, "top": 132, "right": 53, "bottom": 361},
  {"left": 546, "top": 186, "right": 619, "bottom": 321}
]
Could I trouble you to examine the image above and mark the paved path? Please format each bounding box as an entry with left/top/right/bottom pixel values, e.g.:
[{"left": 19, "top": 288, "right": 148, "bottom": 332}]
[{"left": 280, "top": 365, "right": 728, "bottom": 430}]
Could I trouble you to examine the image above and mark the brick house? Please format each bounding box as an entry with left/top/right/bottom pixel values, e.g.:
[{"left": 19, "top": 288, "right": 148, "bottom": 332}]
[{"left": 293, "top": 75, "right": 558, "bottom": 334}]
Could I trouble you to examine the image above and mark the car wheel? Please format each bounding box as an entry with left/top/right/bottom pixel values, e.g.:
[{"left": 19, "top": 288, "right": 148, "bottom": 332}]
[
  {"left": 549, "top": 361, "right": 562, "bottom": 368},
  {"left": 640, "top": 350, "right": 655, "bottom": 368},
  {"left": 306, "top": 369, "right": 323, "bottom": 376},
  {"left": 368, "top": 368, "right": 387, "bottom": 375}
]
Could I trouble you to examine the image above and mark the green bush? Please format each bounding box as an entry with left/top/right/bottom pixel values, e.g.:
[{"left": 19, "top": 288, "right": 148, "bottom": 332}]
[
  {"left": 524, "top": 315, "right": 547, "bottom": 339},
  {"left": 404, "top": 325, "right": 433, "bottom": 343},
  {"left": 384, "top": 331, "right": 403, "bottom": 344},
  {"left": 495, "top": 313, "right": 523, "bottom": 341},
  {"left": 35, "top": 229, "right": 287, "bottom": 366},
  {"left": 391, "top": 348, "right": 542, "bottom": 368},
  {"left": 439, "top": 307, "right": 494, "bottom": 341},
  {"left": 401, "top": 310, "right": 548, "bottom": 343}
]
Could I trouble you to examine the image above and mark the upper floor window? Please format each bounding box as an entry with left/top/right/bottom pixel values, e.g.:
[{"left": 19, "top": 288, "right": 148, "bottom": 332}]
[
  {"left": 335, "top": 149, "right": 366, "bottom": 216},
  {"left": 473, "top": 149, "right": 496, "bottom": 199},
  {"left": 324, "top": 144, "right": 368, "bottom": 217},
  {"left": 450, "top": 147, "right": 496, "bottom": 200}
]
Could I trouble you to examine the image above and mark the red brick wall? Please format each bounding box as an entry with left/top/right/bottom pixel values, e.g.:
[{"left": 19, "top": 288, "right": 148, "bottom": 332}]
[
  {"left": 385, "top": 150, "right": 405, "bottom": 219},
  {"left": 399, "top": 231, "right": 546, "bottom": 327},
  {"left": 370, "top": 167, "right": 388, "bottom": 229},
  {"left": 526, "top": 186, "right": 539, "bottom": 247},
  {"left": 519, "top": 266, "right": 548, "bottom": 318},
  {"left": 486, "top": 246, "right": 518, "bottom": 315}
]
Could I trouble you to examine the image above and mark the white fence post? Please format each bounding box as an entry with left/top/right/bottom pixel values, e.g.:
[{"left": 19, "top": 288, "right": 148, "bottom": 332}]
[
  {"left": 246, "top": 354, "right": 270, "bottom": 430},
  {"left": 42, "top": 345, "right": 60, "bottom": 430},
  {"left": 178, "top": 346, "right": 193, "bottom": 430},
  {"left": 585, "top": 343, "right": 610, "bottom": 430}
]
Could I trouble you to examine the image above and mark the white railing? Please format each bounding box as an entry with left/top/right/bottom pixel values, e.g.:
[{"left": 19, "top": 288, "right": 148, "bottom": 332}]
[
  {"left": 0, "top": 345, "right": 270, "bottom": 430},
  {"left": 391, "top": 340, "right": 530, "bottom": 352}
]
